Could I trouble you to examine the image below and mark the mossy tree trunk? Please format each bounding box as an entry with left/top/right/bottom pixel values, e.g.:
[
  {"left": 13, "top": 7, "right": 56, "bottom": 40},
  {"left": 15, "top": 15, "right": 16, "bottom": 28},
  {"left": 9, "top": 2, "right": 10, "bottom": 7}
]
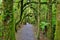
[
  {"left": 47, "top": 0, "right": 53, "bottom": 40},
  {"left": 37, "top": 0, "right": 41, "bottom": 40},
  {"left": 2, "top": 0, "right": 15, "bottom": 40},
  {"left": 0, "top": 6, "right": 3, "bottom": 40},
  {"left": 54, "top": 3, "right": 60, "bottom": 40}
]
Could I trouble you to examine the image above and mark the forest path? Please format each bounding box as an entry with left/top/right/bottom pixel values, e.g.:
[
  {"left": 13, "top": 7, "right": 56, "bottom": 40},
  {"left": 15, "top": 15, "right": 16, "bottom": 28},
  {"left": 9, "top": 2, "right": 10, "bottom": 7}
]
[{"left": 16, "top": 23, "right": 37, "bottom": 40}]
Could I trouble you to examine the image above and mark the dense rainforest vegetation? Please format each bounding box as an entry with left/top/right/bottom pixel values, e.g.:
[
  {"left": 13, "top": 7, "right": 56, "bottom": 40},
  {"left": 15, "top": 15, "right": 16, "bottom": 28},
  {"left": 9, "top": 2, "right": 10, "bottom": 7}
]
[{"left": 0, "top": 0, "right": 60, "bottom": 40}]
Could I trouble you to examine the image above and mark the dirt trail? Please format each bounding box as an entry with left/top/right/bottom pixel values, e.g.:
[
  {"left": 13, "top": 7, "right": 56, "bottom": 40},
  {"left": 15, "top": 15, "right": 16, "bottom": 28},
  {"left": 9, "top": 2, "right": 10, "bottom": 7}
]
[
  {"left": 16, "top": 24, "right": 48, "bottom": 40},
  {"left": 16, "top": 24, "right": 36, "bottom": 40}
]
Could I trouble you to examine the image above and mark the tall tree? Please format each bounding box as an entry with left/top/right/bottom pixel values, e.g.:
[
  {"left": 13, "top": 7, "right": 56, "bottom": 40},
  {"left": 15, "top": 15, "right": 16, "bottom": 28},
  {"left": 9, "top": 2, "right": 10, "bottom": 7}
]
[
  {"left": 0, "top": 4, "right": 3, "bottom": 40},
  {"left": 37, "top": 0, "right": 41, "bottom": 40},
  {"left": 47, "top": 0, "right": 53, "bottom": 40},
  {"left": 54, "top": 2, "right": 60, "bottom": 40},
  {"left": 2, "top": 0, "right": 15, "bottom": 40},
  {"left": 20, "top": 0, "right": 23, "bottom": 24}
]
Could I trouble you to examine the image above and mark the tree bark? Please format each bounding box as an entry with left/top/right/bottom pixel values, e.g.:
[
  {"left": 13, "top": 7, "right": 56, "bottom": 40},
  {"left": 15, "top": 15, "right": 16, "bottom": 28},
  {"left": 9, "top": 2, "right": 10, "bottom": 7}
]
[
  {"left": 2, "top": 0, "right": 15, "bottom": 40},
  {"left": 37, "top": 0, "right": 41, "bottom": 40},
  {"left": 47, "top": 0, "right": 53, "bottom": 40},
  {"left": 54, "top": 3, "right": 60, "bottom": 40}
]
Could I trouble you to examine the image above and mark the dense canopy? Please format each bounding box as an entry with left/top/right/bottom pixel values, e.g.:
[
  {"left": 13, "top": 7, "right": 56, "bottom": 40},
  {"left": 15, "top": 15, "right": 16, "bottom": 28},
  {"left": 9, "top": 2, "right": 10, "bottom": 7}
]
[{"left": 0, "top": 0, "right": 60, "bottom": 40}]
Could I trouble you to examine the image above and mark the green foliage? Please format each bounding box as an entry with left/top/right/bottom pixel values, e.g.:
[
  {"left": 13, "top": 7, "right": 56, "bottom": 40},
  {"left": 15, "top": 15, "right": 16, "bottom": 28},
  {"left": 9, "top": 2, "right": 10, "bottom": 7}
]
[
  {"left": 0, "top": 0, "right": 57, "bottom": 40},
  {"left": 41, "top": 0, "right": 47, "bottom": 2},
  {"left": 52, "top": 4, "right": 56, "bottom": 25},
  {"left": 40, "top": 22, "right": 48, "bottom": 31},
  {"left": 0, "top": 0, "right": 2, "bottom": 5}
]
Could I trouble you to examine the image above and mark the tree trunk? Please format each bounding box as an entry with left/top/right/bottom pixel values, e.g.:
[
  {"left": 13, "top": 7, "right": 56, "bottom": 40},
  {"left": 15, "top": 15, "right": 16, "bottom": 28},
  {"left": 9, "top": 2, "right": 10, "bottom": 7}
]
[
  {"left": 54, "top": 4, "right": 60, "bottom": 40},
  {"left": 0, "top": 6, "right": 3, "bottom": 40},
  {"left": 47, "top": 0, "right": 53, "bottom": 40},
  {"left": 2, "top": 0, "right": 15, "bottom": 40},
  {"left": 37, "top": 0, "right": 41, "bottom": 40}
]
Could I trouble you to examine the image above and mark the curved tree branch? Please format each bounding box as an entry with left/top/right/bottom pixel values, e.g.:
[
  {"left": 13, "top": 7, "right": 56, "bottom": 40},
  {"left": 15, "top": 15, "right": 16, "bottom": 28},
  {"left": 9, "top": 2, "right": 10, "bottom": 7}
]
[
  {"left": 15, "top": 6, "right": 38, "bottom": 26},
  {"left": 23, "top": 2, "right": 47, "bottom": 8}
]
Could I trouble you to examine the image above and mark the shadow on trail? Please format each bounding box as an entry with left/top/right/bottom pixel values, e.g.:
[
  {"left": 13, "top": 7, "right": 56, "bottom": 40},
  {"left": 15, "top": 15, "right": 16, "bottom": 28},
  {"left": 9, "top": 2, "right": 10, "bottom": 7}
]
[{"left": 16, "top": 23, "right": 36, "bottom": 40}]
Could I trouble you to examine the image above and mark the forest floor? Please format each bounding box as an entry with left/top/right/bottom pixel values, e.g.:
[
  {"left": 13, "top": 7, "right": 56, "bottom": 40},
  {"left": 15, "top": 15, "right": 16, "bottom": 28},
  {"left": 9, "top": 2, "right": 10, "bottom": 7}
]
[{"left": 16, "top": 24, "right": 48, "bottom": 40}]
